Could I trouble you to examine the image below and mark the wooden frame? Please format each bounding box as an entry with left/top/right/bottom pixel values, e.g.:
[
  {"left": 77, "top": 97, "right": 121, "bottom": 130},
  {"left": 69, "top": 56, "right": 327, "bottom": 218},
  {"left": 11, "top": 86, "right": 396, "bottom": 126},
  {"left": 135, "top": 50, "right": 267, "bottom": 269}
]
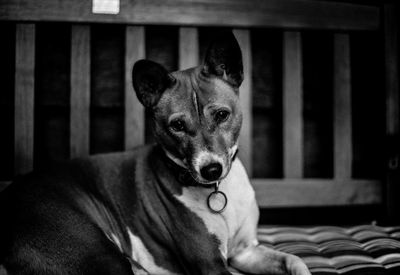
[
  {"left": 0, "top": 0, "right": 379, "bottom": 30},
  {"left": 253, "top": 179, "right": 382, "bottom": 207},
  {"left": 251, "top": 30, "right": 382, "bottom": 208},
  {"left": 1, "top": 0, "right": 396, "bottom": 212}
]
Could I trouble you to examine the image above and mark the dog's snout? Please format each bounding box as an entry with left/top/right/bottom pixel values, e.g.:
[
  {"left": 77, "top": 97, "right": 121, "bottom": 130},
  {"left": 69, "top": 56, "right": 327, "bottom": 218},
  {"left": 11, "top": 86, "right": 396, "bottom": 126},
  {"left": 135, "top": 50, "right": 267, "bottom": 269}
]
[{"left": 200, "top": 163, "right": 222, "bottom": 182}]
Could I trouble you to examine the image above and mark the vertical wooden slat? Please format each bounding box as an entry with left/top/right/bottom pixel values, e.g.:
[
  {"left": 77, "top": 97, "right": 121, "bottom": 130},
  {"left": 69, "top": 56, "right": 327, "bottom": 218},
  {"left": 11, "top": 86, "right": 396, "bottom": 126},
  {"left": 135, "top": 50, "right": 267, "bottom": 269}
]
[
  {"left": 283, "top": 31, "right": 303, "bottom": 178},
  {"left": 179, "top": 27, "right": 199, "bottom": 70},
  {"left": 125, "top": 26, "right": 145, "bottom": 150},
  {"left": 334, "top": 33, "right": 352, "bottom": 180},
  {"left": 233, "top": 29, "right": 252, "bottom": 175},
  {"left": 385, "top": 5, "right": 399, "bottom": 137},
  {"left": 384, "top": 4, "right": 400, "bottom": 223},
  {"left": 70, "top": 25, "right": 90, "bottom": 158},
  {"left": 14, "top": 23, "right": 35, "bottom": 175}
]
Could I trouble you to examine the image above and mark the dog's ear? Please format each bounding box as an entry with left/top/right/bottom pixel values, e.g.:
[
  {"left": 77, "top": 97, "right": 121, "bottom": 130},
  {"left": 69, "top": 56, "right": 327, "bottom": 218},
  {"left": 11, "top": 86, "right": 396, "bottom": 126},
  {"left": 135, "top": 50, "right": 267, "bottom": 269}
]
[
  {"left": 132, "top": 59, "right": 175, "bottom": 108},
  {"left": 202, "top": 31, "right": 243, "bottom": 88}
]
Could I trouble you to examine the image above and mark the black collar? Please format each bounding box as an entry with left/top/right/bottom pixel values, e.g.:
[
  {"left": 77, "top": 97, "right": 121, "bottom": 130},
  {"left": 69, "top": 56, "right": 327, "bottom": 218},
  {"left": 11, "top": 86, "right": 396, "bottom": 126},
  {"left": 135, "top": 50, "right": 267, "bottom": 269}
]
[{"left": 160, "top": 147, "right": 238, "bottom": 188}]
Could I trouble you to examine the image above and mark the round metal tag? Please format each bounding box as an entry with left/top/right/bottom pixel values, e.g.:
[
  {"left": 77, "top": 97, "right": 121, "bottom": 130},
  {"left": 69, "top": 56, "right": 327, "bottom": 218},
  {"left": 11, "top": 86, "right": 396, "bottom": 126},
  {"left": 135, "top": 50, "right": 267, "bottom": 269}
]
[{"left": 207, "top": 190, "right": 228, "bottom": 214}]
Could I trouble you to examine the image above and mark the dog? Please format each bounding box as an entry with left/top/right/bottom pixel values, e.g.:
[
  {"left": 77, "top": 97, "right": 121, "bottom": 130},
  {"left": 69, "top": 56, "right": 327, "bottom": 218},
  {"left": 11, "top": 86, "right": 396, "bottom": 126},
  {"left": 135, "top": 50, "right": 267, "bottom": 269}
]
[{"left": 0, "top": 31, "right": 310, "bottom": 275}]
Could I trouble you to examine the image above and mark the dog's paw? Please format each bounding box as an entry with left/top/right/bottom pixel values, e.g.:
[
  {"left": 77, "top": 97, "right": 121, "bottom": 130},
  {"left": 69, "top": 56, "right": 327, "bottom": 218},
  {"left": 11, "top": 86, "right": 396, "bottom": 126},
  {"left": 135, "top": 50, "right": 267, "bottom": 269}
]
[{"left": 285, "top": 255, "right": 311, "bottom": 275}]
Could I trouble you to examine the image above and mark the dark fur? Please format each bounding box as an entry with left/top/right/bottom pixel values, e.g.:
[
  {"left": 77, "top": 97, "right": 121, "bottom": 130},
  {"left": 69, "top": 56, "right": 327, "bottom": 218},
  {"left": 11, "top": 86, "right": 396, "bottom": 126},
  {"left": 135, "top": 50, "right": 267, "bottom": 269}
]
[{"left": 1, "top": 146, "right": 231, "bottom": 274}]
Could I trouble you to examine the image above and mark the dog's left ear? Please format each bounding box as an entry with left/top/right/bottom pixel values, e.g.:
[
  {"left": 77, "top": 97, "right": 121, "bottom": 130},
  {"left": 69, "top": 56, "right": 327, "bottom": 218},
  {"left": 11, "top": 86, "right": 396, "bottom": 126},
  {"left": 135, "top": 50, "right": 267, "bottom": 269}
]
[
  {"left": 202, "top": 31, "right": 243, "bottom": 88},
  {"left": 132, "top": 59, "right": 175, "bottom": 108}
]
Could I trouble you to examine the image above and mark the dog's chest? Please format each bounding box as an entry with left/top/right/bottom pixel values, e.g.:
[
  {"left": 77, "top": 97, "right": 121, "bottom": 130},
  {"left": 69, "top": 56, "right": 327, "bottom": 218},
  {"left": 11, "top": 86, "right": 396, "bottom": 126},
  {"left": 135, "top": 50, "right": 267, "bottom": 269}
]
[{"left": 175, "top": 159, "right": 255, "bottom": 258}]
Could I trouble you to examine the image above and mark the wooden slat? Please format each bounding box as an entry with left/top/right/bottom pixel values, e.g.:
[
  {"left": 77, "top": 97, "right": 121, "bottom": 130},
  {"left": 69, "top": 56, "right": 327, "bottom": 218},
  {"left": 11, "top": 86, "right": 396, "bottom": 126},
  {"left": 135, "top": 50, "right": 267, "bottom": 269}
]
[
  {"left": 70, "top": 25, "right": 91, "bottom": 158},
  {"left": 14, "top": 24, "right": 35, "bottom": 175},
  {"left": 334, "top": 33, "right": 352, "bottom": 180},
  {"left": 283, "top": 31, "right": 303, "bottom": 178},
  {"left": 385, "top": 5, "right": 399, "bottom": 137},
  {"left": 0, "top": 0, "right": 379, "bottom": 31},
  {"left": 179, "top": 27, "right": 198, "bottom": 70},
  {"left": 384, "top": 4, "right": 400, "bottom": 223},
  {"left": 252, "top": 179, "right": 382, "bottom": 207},
  {"left": 234, "top": 29, "right": 252, "bottom": 176},
  {"left": 125, "top": 26, "right": 145, "bottom": 150}
]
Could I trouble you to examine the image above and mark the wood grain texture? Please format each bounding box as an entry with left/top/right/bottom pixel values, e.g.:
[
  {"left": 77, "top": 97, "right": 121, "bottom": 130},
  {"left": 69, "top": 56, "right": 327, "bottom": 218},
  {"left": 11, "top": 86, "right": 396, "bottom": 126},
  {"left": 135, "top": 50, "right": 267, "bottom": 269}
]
[
  {"left": 0, "top": 0, "right": 379, "bottom": 30},
  {"left": 125, "top": 26, "right": 145, "bottom": 150},
  {"left": 252, "top": 179, "right": 382, "bottom": 207},
  {"left": 70, "top": 25, "right": 90, "bottom": 158},
  {"left": 179, "top": 27, "right": 199, "bottom": 70},
  {"left": 283, "top": 31, "right": 303, "bottom": 178},
  {"left": 234, "top": 29, "right": 252, "bottom": 176},
  {"left": 14, "top": 24, "right": 35, "bottom": 175},
  {"left": 334, "top": 33, "right": 352, "bottom": 180}
]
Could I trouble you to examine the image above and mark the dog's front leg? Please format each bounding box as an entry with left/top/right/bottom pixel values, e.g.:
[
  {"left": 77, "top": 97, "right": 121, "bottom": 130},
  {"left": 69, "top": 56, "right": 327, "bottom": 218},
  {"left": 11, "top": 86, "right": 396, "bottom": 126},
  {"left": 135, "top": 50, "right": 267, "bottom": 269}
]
[{"left": 230, "top": 244, "right": 310, "bottom": 275}]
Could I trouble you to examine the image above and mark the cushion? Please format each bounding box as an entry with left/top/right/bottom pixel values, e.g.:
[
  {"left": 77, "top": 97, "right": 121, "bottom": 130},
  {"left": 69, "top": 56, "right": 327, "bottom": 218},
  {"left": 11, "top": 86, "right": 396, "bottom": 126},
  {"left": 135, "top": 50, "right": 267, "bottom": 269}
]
[{"left": 257, "top": 225, "right": 400, "bottom": 275}]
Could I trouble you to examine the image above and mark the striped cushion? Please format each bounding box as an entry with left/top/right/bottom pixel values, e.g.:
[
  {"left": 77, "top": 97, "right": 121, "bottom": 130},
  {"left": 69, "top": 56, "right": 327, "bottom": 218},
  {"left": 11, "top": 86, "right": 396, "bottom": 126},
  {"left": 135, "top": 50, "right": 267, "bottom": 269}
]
[{"left": 254, "top": 225, "right": 400, "bottom": 275}]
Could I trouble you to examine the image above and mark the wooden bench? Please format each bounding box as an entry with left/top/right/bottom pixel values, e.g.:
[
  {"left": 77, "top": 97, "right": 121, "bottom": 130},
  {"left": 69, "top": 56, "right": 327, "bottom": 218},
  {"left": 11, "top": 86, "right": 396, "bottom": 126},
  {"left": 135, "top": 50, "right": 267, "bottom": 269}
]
[{"left": 1, "top": 0, "right": 398, "bottom": 221}]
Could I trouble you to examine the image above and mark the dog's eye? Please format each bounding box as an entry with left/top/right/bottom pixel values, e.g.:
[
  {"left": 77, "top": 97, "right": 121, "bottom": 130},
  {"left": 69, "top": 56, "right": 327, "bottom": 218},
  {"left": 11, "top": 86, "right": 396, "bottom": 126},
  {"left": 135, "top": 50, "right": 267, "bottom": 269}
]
[
  {"left": 170, "top": 119, "right": 185, "bottom": 132},
  {"left": 215, "top": 110, "right": 230, "bottom": 123}
]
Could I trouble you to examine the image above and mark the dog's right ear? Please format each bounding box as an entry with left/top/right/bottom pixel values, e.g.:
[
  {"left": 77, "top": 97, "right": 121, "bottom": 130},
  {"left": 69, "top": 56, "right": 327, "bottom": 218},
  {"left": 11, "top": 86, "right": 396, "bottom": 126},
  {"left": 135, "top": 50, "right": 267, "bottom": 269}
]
[
  {"left": 132, "top": 59, "right": 175, "bottom": 108},
  {"left": 202, "top": 31, "right": 243, "bottom": 88}
]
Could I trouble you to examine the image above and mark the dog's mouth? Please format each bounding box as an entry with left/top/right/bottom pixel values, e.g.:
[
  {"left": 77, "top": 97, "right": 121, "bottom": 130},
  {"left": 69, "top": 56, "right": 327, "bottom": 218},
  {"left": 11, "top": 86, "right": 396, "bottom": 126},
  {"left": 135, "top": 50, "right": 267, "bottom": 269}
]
[
  {"left": 188, "top": 170, "right": 227, "bottom": 186},
  {"left": 188, "top": 159, "right": 235, "bottom": 186},
  {"left": 190, "top": 147, "right": 239, "bottom": 185},
  {"left": 162, "top": 146, "right": 238, "bottom": 187},
  {"left": 172, "top": 163, "right": 227, "bottom": 187}
]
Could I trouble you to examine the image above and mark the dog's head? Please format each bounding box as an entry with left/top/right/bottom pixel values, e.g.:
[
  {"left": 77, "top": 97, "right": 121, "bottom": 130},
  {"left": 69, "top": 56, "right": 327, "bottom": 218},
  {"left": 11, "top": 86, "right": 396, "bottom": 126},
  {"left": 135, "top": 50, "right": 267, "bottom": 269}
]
[{"left": 132, "top": 31, "right": 243, "bottom": 185}]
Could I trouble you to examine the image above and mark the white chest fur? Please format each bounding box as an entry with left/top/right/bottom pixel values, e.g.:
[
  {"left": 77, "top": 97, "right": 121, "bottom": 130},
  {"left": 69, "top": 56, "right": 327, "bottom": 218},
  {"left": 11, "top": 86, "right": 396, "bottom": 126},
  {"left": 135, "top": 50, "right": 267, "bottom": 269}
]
[{"left": 175, "top": 159, "right": 258, "bottom": 259}]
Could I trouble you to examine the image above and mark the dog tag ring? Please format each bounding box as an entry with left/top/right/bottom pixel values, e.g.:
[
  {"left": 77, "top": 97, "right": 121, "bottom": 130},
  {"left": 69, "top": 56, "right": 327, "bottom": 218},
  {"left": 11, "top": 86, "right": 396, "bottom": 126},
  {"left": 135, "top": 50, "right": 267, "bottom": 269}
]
[{"left": 207, "top": 182, "right": 227, "bottom": 214}]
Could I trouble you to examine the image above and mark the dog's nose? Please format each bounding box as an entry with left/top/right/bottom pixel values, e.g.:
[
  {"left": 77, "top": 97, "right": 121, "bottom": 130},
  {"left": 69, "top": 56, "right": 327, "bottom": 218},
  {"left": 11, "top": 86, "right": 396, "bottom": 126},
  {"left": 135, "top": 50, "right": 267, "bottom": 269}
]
[{"left": 200, "top": 163, "right": 222, "bottom": 181}]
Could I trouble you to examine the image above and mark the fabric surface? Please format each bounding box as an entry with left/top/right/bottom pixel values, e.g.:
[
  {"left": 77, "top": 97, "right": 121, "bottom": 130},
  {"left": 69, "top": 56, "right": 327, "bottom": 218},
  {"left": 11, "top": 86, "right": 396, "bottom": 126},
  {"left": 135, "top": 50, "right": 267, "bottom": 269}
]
[{"left": 255, "top": 224, "right": 400, "bottom": 275}]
